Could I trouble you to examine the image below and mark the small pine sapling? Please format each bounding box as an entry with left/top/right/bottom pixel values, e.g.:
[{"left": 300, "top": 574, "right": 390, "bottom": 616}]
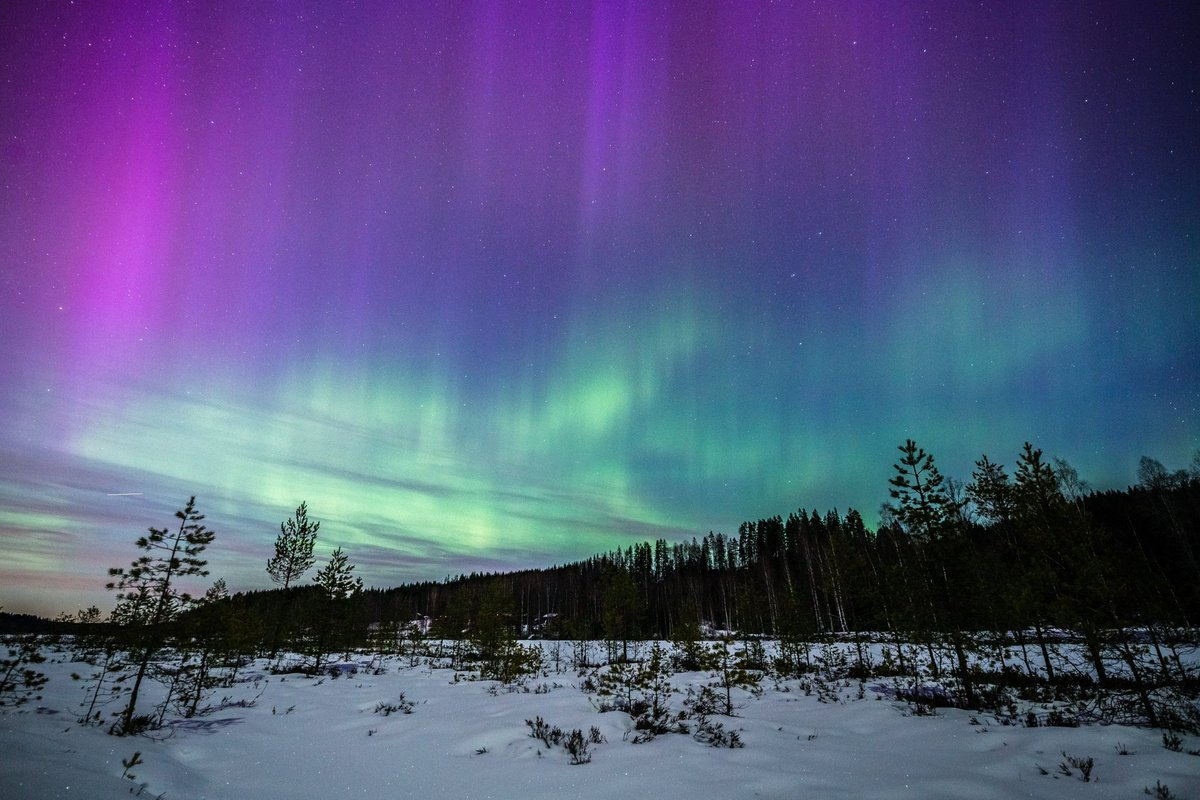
[
  {"left": 1057, "top": 752, "right": 1094, "bottom": 782},
  {"left": 374, "top": 692, "right": 415, "bottom": 715},
  {"left": 526, "top": 718, "right": 598, "bottom": 764},
  {"left": 596, "top": 660, "right": 642, "bottom": 715},
  {"left": 707, "top": 637, "right": 762, "bottom": 716},
  {"left": 74, "top": 639, "right": 125, "bottom": 725},
  {"left": 0, "top": 631, "right": 49, "bottom": 707},
  {"left": 1145, "top": 780, "right": 1178, "bottom": 799},
  {"left": 670, "top": 619, "right": 713, "bottom": 672},
  {"left": 638, "top": 642, "right": 675, "bottom": 729},
  {"left": 121, "top": 751, "right": 143, "bottom": 780},
  {"left": 693, "top": 716, "right": 744, "bottom": 748},
  {"left": 680, "top": 684, "right": 745, "bottom": 748}
]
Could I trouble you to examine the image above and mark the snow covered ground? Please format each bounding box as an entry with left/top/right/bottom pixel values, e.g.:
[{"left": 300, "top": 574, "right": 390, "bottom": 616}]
[{"left": 3, "top": 641, "right": 1199, "bottom": 800}]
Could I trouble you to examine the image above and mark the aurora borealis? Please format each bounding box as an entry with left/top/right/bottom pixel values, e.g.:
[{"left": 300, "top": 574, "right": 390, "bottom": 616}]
[{"left": 1, "top": 2, "right": 1196, "bottom": 617}]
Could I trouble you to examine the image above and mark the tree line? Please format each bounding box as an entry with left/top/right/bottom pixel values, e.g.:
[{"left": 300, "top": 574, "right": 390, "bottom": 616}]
[
  {"left": 284, "top": 443, "right": 1199, "bottom": 644},
  {"left": 3, "top": 441, "right": 1197, "bottom": 732}
]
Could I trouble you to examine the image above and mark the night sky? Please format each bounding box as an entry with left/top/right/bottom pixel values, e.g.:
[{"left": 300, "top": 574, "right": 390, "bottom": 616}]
[{"left": 2, "top": 1, "right": 1197, "bottom": 618}]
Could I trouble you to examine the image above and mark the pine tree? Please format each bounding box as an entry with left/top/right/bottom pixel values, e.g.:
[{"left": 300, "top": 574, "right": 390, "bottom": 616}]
[
  {"left": 706, "top": 637, "right": 761, "bottom": 716},
  {"left": 310, "top": 547, "right": 363, "bottom": 670},
  {"left": 638, "top": 641, "right": 675, "bottom": 726},
  {"left": 470, "top": 582, "right": 514, "bottom": 664},
  {"left": 315, "top": 547, "right": 363, "bottom": 599},
  {"left": 886, "top": 441, "right": 968, "bottom": 685},
  {"left": 266, "top": 502, "right": 319, "bottom": 657},
  {"left": 888, "top": 439, "right": 954, "bottom": 539},
  {"left": 601, "top": 567, "right": 640, "bottom": 663},
  {"left": 966, "top": 456, "right": 1016, "bottom": 527},
  {"left": 106, "top": 496, "right": 214, "bottom": 734},
  {"left": 442, "top": 581, "right": 543, "bottom": 683},
  {"left": 1012, "top": 443, "right": 1119, "bottom": 685},
  {"left": 1013, "top": 442, "right": 1064, "bottom": 523},
  {"left": 179, "top": 579, "right": 231, "bottom": 718},
  {"left": 267, "top": 502, "right": 319, "bottom": 588},
  {"left": 0, "top": 606, "right": 48, "bottom": 708}
]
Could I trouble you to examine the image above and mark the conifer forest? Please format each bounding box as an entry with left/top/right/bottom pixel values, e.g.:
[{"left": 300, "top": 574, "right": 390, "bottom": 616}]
[{"left": 5, "top": 441, "right": 1198, "bottom": 737}]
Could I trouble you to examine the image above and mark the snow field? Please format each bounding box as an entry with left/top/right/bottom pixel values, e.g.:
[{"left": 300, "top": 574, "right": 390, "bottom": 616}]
[{"left": 3, "top": 642, "right": 1199, "bottom": 799}]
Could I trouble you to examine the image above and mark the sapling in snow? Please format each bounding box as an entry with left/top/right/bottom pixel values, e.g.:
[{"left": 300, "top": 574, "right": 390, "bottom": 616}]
[
  {"left": 106, "top": 497, "right": 215, "bottom": 735},
  {"left": 0, "top": 631, "right": 48, "bottom": 707}
]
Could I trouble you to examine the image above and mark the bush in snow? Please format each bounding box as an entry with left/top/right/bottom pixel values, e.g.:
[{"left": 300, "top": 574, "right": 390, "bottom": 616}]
[
  {"left": 1057, "top": 752, "right": 1094, "bottom": 782},
  {"left": 564, "top": 728, "right": 592, "bottom": 764},
  {"left": 374, "top": 692, "right": 415, "bottom": 715},
  {"left": 692, "top": 715, "right": 744, "bottom": 748},
  {"left": 526, "top": 715, "right": 565, "bottom": 748},
  {"left": 526, "top": 716, "right": 603, "bottom": 764},
  {"left": 1145, "top": 780, "right": 1178, "bottom": 799}
]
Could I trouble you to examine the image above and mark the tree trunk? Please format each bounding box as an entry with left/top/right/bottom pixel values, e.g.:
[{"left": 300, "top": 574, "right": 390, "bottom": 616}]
[
  {"left": 951, "top": 633, "right": 977, "bottom": 709},
  {"left": 1117, "top": 639, "right": 1159, "bottom": 727},
  {"left": 119, "top": 643, "right": 156, "bottom": 733},
  {"left": 1033, "top": 621, "right": 1057, "bottom": 684}
]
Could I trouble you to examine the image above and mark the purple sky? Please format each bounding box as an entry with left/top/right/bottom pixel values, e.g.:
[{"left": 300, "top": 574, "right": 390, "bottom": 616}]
[{"left": 1, "top": 1, "right": 1196, "bottom": 617}]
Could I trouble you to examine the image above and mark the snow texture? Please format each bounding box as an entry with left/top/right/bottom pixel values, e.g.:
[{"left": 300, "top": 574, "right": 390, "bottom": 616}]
[{"left": 3, "top": 642, "right": 1199, "bottom": 799}]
